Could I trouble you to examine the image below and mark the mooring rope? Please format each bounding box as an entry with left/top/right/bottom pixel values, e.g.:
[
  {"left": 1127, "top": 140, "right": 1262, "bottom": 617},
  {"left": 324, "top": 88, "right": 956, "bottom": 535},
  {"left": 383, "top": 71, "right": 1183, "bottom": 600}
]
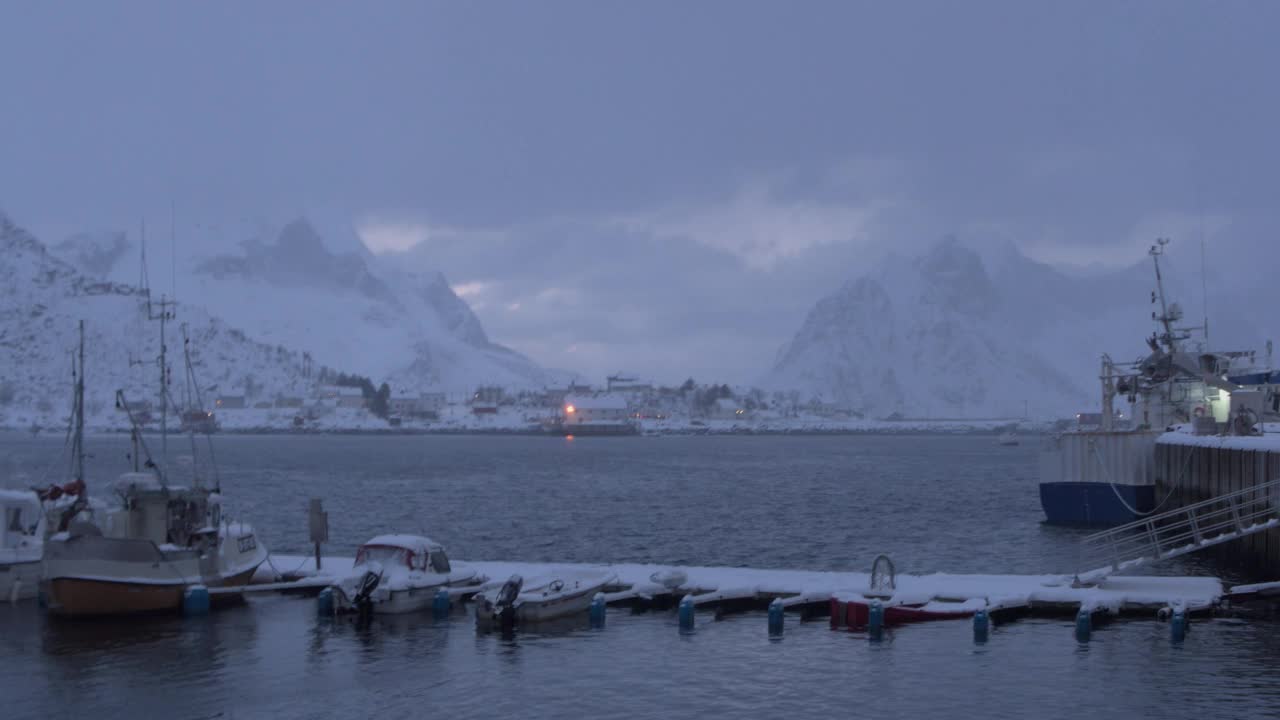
[{"left": 1092, "top": 439, "right": 1191, "bottom": 518}]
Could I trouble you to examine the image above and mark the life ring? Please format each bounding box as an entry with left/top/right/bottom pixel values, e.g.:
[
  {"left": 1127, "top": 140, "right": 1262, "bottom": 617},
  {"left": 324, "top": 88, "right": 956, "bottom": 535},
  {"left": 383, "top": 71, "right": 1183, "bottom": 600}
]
[{"left": 1193, "top": 406, "right": 1206, "bottom": 418}]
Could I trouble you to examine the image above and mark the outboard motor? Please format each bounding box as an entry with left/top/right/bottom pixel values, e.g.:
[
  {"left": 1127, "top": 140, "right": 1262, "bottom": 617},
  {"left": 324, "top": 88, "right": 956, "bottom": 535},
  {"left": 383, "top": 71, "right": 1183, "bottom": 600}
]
[
  {"left": 492, "top": 574, "right": 523, "bottom": 630},
  {"left": 351, "top": 563, "right": 384, "bottom": 619}
]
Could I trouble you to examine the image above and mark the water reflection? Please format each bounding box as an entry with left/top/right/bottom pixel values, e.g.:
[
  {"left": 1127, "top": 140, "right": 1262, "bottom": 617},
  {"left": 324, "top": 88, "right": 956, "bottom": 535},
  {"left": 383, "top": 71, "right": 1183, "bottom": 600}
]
[{"left": 2, "top": 434, "right": 1280, "bottom": 719}]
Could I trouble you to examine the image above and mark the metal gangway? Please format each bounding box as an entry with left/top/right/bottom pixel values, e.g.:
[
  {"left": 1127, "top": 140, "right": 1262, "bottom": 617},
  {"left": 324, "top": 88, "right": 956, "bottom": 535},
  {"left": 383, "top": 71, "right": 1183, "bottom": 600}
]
[{"left": 1074, "top": 478, "right": 1280, "bottom": 586}]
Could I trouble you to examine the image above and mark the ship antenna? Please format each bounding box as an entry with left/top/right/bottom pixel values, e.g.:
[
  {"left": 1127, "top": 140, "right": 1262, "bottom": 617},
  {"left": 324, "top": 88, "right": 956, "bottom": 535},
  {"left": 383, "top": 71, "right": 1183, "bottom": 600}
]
[
  {"left": 170, "top": 199, "right": 177, "bottom": 306},
  {"left": 1200, "top": 230, "right": 1210, "bottom": 345}
]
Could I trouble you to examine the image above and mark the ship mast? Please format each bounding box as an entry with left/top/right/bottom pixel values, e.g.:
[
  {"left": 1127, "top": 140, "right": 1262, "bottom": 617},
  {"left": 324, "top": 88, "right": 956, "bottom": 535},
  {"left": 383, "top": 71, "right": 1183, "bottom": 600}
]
[{"left": 1150, "top": 238, "right": 1178, "bottom": 353}]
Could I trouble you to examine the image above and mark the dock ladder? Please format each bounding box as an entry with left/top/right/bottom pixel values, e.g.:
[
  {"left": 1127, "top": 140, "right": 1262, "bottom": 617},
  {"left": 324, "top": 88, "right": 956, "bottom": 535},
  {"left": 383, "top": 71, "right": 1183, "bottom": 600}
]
[{"left": 1074, "top": 478, "right": 1280, "bottom": 586}]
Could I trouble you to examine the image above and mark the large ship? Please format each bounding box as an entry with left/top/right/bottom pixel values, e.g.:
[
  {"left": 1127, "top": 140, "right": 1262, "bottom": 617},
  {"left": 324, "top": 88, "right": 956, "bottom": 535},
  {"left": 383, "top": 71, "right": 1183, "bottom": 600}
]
[{"left": 1039, "top": 239, "right": 1276, "bottom": 525}]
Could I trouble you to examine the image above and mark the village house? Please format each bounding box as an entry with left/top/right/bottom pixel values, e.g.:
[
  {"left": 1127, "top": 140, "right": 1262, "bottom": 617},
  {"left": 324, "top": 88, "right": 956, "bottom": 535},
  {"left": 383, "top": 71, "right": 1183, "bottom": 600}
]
[
  {"left": 215, "top": 395, "right": 246, "bottom": 410},
  {"left": 561, "top": 394, "right": 631, "bottom": 427}
]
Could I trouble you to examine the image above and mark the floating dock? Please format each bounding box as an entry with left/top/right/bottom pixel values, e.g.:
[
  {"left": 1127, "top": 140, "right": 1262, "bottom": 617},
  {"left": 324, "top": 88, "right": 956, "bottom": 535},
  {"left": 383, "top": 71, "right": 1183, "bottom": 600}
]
[{"left": 219, "top": 553, "right": 1226, "bottom": 631}]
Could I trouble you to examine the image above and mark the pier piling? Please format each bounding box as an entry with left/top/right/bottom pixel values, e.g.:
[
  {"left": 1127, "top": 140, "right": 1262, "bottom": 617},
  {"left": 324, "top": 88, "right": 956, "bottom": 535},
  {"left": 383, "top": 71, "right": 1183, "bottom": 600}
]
[
  {"left": 768, "top": 598, "right": 784, "bottom": 636},
  {"left": 973, "top": 609, "right": 989, "bottom": 644},
  {"left": 678, "top": 594, "right": 695, "bottom": 634},
  {"left": 1075, "top": 608, "right": 1092, "bottom": 643},
  {"left": 590, "top": 593, "right": 607, "bottom": 629}
]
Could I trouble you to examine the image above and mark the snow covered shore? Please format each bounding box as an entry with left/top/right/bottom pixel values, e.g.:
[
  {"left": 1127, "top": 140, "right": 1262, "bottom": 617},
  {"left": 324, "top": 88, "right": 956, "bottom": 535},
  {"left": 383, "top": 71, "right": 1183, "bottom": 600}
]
[{"left": 6, "top": 406, "right": 1046, "bottom": 437}]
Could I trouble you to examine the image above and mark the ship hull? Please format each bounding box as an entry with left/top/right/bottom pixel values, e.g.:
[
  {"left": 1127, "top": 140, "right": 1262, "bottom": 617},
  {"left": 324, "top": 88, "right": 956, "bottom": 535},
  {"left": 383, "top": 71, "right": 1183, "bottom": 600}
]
[
  {"left": 556, "top": 423, "right": 638, "bottom": 436},
  {"left": 1039, "top": 481, "right": 1155, "bottom": 526}
]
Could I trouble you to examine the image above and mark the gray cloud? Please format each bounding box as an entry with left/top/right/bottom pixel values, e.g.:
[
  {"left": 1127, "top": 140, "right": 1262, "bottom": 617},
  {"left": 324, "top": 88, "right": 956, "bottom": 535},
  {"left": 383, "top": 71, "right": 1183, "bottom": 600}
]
[{"left": 3, "top": 1, "right": 1278, "bottom": 383}]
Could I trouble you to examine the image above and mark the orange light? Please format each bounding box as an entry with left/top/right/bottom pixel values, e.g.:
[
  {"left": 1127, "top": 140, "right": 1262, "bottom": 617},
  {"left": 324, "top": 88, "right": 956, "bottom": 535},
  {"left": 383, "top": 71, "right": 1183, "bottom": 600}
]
[
  {"left": 566, "top": 434, "right": 575, "bottom": 440},
  {"left": 565, "top": 404, "right": 576, "bottom": 414}
]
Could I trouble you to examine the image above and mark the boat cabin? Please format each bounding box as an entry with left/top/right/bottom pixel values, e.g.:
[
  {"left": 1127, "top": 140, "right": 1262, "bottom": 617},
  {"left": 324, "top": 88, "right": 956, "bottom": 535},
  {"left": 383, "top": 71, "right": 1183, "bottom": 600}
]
[
  {"left": 102, "top": 473, "right": 221, "bottom": 549},
  {"left": 0, "top": 490, "right": 43, "bottom": 551},
  {"left": 355, "top": 534, "right": 451, "bottom": 574}
]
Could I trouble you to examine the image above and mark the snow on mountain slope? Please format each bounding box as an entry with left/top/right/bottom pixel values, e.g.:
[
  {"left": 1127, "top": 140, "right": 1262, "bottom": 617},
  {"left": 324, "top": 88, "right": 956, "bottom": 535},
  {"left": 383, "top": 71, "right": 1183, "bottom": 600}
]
[
  {"left": 58, "top": 218, "right": 563, "bottom": 392},
  {"left": 765, "top": 238, "right": 1097, "bottom": 419},
  {"left": 0, "top": 212, "right": 317, "bottom": 429}
]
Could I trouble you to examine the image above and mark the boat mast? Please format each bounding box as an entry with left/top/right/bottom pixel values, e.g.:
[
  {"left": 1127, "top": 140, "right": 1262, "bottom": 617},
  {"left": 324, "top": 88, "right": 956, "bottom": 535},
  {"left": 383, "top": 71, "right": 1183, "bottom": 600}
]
[
  {"left": 147, "top": 295, "right": 175, "bottom": 476},
  {"left": 73, "top": 320, "right": 86, "bottom": 485}
]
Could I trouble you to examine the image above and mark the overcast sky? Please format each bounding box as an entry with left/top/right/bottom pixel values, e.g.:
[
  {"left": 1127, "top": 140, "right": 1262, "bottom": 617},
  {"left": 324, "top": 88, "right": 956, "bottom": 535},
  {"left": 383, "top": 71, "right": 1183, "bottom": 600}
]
[{"left": 3, "top": 1, "right": 1278, "bottom": 383}]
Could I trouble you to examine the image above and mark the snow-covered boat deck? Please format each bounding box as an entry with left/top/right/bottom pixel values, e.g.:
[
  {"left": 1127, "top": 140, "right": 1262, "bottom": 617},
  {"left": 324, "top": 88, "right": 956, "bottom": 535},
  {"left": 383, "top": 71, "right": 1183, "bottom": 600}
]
[{"left": 234, "top": 554, "right": 1225, "bottom": 620}]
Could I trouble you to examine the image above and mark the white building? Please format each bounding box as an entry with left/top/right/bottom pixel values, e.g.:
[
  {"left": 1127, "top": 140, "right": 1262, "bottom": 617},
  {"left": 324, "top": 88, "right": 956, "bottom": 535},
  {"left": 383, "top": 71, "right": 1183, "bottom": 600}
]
[
  {"left": 316, "top": 385, "right": 367, "bottom": 409},
  {"left": 709, "top": 397, "right": 749, "bottom": 420},
  {"left": 562, "top": 394, "right": 631, "bottom": 428}
]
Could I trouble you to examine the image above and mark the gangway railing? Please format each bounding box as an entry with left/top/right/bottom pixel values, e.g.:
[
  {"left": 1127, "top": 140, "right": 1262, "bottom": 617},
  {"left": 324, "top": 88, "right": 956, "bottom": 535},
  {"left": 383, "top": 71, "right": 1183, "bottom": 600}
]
[{"left": 1074, "top": 478, "right": 1280, "bottom": 586}]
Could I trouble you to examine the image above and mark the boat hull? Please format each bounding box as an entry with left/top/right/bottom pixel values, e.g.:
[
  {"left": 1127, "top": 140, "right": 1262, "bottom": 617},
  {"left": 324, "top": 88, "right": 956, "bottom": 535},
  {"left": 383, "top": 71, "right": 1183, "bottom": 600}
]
[
  {"left": 475, "top": 572, "right": 613, "bottom": 628},
  {"left": 44, "top": 566, "right": 260, "bottom": 617},
  {"left": 1039, "top": 481, "right": 1155, "bottom": 526},
  {"left": 334, "top": 583, "right": 447, "bottom": 615},
  {"left": 0, "top": 559, "right": 42, "bottom": 602},
  {"left": 556, "top": 423, "right": 638, "bottom": 436},
  {"left": 833, "top": 598, "right": 980, "bottom": 627}
]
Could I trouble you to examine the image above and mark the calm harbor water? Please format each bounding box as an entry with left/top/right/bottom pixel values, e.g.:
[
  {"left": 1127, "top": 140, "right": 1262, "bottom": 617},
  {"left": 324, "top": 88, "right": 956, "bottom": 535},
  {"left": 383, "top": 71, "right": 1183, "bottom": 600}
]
[{"left": 2, "top": 432, "right": 1278, "bottom": 719}]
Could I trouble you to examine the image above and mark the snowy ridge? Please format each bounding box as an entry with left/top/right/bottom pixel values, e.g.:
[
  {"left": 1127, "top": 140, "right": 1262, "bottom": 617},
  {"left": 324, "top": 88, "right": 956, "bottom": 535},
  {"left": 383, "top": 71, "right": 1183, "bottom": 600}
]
[
  {"left": 765, "top": 238, "right": 1100, "bottom": 419},
  {"left": 63, "top": 217, "right": 563, "bottom": 393},
  {"left": 0, "top": 211, "right": 318, "bottom": 430}
]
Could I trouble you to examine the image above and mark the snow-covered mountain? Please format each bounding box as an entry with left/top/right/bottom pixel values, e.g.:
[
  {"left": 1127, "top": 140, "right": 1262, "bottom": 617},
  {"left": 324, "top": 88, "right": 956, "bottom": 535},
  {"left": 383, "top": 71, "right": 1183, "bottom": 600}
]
[
  {"left": 55, "top": 217, "right": 563, "bottom": 393},
  {"left": 763, "top": 237, "right": 1268, "bottom": 420},
  {"left": 0, "top": 212, "right": 319, "bottom": 429}
]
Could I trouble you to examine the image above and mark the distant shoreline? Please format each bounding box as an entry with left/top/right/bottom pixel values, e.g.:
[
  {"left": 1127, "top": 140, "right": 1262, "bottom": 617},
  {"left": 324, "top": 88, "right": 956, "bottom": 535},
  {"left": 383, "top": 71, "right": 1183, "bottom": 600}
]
[{"left": 6, "top": 424, "right": 1044, "bottom": 439}]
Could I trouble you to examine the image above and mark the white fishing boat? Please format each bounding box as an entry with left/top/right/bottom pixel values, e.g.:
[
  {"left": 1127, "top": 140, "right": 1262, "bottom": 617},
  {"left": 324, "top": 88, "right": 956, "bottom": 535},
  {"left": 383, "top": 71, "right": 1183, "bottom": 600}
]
[
  {"left": 997, "top": 432, "right": 1019, "bottom": 446},
  {"left": 0, "top": 490, "right": 44, "bottom": 603},
  {"left": 42, "top": 319, "right": 269, "bottom": 617},
  {"left": 331, "top": 534, "right": 483, "bottom": 615},
  {"left": 43, "top": 472, "right": 268, "bottom": 616},
  {"left": 474, "top": 568, "right": 616, "bottom": 629}
]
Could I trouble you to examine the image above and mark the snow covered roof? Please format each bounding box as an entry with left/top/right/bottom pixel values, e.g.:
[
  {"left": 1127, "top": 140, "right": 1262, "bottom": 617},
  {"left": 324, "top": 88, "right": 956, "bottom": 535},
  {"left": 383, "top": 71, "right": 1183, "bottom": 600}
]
[
  {"left": 360, "top": 534, "right": 441, "bottom": 554},
  {"left": 0, "top": 489, "right": 39, "bottom": 506},
  {"left": 564, "top": 394, "right": 628, "bottom": 410},
  {"left": 112, "top": 472, "right": 163, "bottom": 494},
  {"left": 1158, "top": 424, "right": 1280, "bottom": 452}
]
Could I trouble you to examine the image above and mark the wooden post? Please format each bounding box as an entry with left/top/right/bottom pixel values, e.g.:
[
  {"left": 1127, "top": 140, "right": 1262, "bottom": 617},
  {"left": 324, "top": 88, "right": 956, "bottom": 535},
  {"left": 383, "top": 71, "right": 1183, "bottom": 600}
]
[{"left": 308, "top": 498, "right": 328, "bottom": 573}]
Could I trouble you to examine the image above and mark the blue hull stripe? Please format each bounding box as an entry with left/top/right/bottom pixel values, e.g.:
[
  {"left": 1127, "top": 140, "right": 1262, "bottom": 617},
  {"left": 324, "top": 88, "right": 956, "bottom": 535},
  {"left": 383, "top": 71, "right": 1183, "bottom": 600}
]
[{"left": 1039, "top": 482, "right": 1156, "bottom": 526}]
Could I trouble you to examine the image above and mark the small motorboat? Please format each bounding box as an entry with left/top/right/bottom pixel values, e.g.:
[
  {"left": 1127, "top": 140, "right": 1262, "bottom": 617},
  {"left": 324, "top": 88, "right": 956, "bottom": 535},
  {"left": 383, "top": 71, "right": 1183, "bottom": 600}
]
[
  {"left": 0, "top": 489, "right": 45, "bottom": 603},
  {"left": 996, "top": 432, "right": 1019, "bottom": 446},
  {"left": 332, "top": 535, "right": 483, "bottom": 615},
  {"left": 474, "top": 568, "right": 615, "bottom": 629},
  {"left": 832, "top": 596, "right": 987, "bottom": 628}
]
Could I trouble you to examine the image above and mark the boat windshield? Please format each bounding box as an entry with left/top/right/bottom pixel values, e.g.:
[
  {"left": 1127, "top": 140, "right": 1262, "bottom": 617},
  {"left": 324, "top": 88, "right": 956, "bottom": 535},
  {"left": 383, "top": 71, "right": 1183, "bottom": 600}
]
[
  {"left": 356, "top": 545, "right": 410, "bottom": 568},
  {"left": 430, "top": 549, "right": 451, "bottom": 574}
]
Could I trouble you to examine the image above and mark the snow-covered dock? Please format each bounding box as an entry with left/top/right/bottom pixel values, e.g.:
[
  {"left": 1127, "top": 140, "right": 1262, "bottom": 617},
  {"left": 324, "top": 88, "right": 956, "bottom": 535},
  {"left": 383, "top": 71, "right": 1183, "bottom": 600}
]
[{"left": 223, "top": 554, "right": 1225, "bottom": 624}]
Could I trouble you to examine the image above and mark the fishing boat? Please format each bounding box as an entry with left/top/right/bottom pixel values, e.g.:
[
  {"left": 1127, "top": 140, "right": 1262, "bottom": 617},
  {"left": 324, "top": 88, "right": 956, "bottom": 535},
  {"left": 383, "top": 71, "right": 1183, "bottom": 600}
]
[
  {"left": 474, "top": 568, "right": 616, "bottom": 629},
  {"left": 42, "top": 317, "right": 269, "bottom": 616},
  {"left": 996, "top": 432, "right": 1019, "bottom": 446},
  {"left": 1038, "top": 239, "right": 1277, "bottom": 526},
  {"left": 42, "top": 480, "right": 267, "bottom": 615},
  {"left": 331, "top": 535, "right": 483, "bottom": 615},
  {"left": 0, "top": 490, "right": 44, "bottom": 603}
]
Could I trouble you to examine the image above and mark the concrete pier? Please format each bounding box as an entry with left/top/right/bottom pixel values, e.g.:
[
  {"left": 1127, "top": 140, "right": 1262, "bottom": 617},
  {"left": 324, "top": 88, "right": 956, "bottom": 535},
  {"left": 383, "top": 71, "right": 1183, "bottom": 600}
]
[{"left": 1156, "top": 431, "right": 1280, "bottom": 574}]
